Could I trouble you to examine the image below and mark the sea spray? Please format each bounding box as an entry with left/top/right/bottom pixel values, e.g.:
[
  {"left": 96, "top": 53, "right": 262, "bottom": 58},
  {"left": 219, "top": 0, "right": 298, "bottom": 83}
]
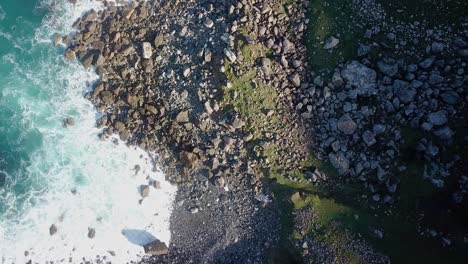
[{"left": 0, "top": 0, "right": 176, "bottom": 262}]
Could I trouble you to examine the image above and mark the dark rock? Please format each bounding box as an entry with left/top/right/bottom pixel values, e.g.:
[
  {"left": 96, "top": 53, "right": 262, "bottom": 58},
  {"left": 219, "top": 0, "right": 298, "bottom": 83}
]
[
  {"left": 88, "top": 227, "right": 95, "bottom": 239},
  {"left": 419, "top": 57, "right": 435, "bottom": 69},
  {"left": 357, "top": 44, "right": 371, "bottom": 56},
  {"left": 323, "top": 36, "right": 339, "bottom": 49},
  {"left": 140, "top": 185, "right": 150, "bottom": 198},
  {"left": 63, "top": 117, "right": 75, "bottom": 127},
  {"left": 341, "top": 61, "right": 376, "bottom": 96},
  {"left": 394, "top": 80, "right": 416, "bottom": 104},
  {"left": 362, "top": 130, "right": 377, "bottom": 146},
  {"left": 49, "top": 224, "right": 57, "bottom": 236},
  {"left": 328, "top": 152, "right": 349, "bottom": 175},
  {"left": 144, "top": 239, "right": 169, "bottom": 255},
  {"left": 431, "top": 42, "right": 444, "bottom": 54},
  {"left": 377, "top": 61, "right": 398, "bottom": 77},
  {"left": 440, "top": 91, "right": 461, "bottom": 105},
  {"left": 427, "top": 111, "right": 448, "bottom": 126},
  {"left": 337, "top": 114, "right": 357, "bottom": 135},
  {"left": 433, "top": 126, "right": 453, "bottom": 140}
]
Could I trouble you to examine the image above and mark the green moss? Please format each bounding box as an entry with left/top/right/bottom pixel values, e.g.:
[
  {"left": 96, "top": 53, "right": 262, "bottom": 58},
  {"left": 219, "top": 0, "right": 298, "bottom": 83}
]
[{"left": 305, "top": 0, "right": 362, "bottom": 74}]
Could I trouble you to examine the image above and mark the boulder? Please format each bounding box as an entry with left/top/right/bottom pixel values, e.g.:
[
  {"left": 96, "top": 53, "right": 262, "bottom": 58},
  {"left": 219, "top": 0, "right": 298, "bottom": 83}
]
[
  {"left": 63, "top": 117, "right": 75, "bottom": 127},
  {"left": 88, "top": 227, "right": 95, "bottom": 239},
  {"left": 142, "top": 42, "right": 152, "bottom": 59},
  {"left": 440, "top": 91, "right": 461, "bottom": 105},
  {"left": 81, "top": 53, "right": 95, "bottom": 68},
  {"left": 341, "top": 61, "right": 376, "bottom": 96},
  {"left": 140, "top": 185, "right": 150, "bottom": 198},
  {"left": 259, "top": 57, "right": 272, "bottom": 76},
  {"left": 224, "top": 48, "right": 237, "bottom": 63},
  {"left": 362, "top": 130, "right": 377, "bottom": 146},
  {"left": 393, "top": 80, "right": 416, "bottom": 104},
  {"left": 64, "top": 48, "right": 76, "bottom": 61},
  {"left": 323, "top": 36, "right": 339, "bottom": 49},
  {"left": 337, "top": 114, "right": 357, "bottom": 135},
  {"left": 377, "top": 61, "right": 398, "bottom": 77},
  {"left": 433, "top": 126, "right": 453, "bottom": 140},
  {"left": 53, "top": 33, "right": 62, "bottom": 46},
  {"left": 144, "top": 239, "right": 169, "bottom": 256},
  {"left": 427, "top": 111, "right": 448, "bottom": 126},
  {"left": 288, "top": 73, "right": 301, "bottom": 87},
  {"left": 49, "top": 224, "right": 57, "bottom": 236},
  {"left": 176, "top": 111, "right": 189, "bottom": 123},
  {"left": 180, "top": 151, "right": 199, "bottom": 169}
]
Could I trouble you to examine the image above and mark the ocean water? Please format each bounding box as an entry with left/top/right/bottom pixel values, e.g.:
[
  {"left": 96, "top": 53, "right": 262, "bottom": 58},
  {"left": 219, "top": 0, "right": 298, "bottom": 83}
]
[{"left": 0, "top": 0, "right": 176, "bottom": 263}]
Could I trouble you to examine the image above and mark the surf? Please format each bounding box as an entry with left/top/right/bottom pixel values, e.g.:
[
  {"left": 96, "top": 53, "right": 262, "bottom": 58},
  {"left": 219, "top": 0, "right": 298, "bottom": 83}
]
[{"left": 0, "top": 0, "right": 175, "bottom": 263}]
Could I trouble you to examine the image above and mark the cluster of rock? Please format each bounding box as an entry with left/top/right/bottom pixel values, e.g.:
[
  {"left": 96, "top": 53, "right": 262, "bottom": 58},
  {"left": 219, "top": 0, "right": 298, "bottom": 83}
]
[
  {"left": 297, "top": 16, "right": 467, "bottom": 204},
  {"left": 58, "top": 0, "right": 315, "bottom": 261},
  {"left": 57, "top": 0, "right": 467, "bottom": 261}
]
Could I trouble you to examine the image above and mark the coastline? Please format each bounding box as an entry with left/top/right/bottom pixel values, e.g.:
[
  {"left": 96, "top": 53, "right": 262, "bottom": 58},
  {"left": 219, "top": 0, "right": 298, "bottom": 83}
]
[{"left": 55, "top": 0, "right": 468, "bottom": 263}]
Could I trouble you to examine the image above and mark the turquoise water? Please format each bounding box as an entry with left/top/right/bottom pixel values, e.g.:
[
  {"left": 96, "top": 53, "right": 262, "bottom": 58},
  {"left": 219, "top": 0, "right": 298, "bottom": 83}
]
[
  {"left": 0, "top": 0, "right": 176, "bottom": 262},
  {"left": 0, "top": 0, "right": 53, "bottom": 220}
]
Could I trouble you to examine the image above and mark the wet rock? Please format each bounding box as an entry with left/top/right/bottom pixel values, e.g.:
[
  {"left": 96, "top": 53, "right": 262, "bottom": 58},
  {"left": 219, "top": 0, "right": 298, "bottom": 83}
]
[
  {"left": 144, "top": 239, "right": 169, "bottom": 256},
  {"left": 81, "top": 53, "right": 95, "bottom": 68},
  {"left": 427, "top": 111, "right": 448, "bottom": 126},
  {"left": 49, "top": 224, "right": 57, "bottom": 236},
  {"left": 63, "top": 117, "right": 75, "bottom": 127},
  {"left": 88, "top": 227, "right": 95, "bottom": 239},
  {"left": 53, "top": 33, "right": 62, "bottom": 46},
  {"left": 64, "top": 48, "right": 76, "bottom": 61},
  {"left": 337, "top": 114, "right": 357, "bottom": 135},
  {"left": 140, "top": 185, "right": 150, "bottom": 198},
  {"left": 341, "top": 61, "right": 376, "bottom": 95},
  {"left": 323, "top": 36, "right": 339, "bottom": 49}
]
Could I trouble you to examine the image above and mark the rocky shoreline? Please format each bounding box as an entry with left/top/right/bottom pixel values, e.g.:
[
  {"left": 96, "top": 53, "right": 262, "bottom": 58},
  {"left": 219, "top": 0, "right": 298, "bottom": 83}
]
[{"left": 56, "top": 0, "right": 467, "bottom": 263}]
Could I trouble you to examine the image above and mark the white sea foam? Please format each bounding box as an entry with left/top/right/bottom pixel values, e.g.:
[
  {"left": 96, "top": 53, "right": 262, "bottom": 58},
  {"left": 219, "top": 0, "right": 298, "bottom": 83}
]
[{"left": 0, "top": 0, "right": 176, "bottom": 263}]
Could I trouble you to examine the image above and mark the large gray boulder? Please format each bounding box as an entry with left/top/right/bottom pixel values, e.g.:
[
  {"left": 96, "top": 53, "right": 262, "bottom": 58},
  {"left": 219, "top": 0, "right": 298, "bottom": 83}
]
[{"left": 341, "top": 61, "right": 377, "bottom": 96}]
